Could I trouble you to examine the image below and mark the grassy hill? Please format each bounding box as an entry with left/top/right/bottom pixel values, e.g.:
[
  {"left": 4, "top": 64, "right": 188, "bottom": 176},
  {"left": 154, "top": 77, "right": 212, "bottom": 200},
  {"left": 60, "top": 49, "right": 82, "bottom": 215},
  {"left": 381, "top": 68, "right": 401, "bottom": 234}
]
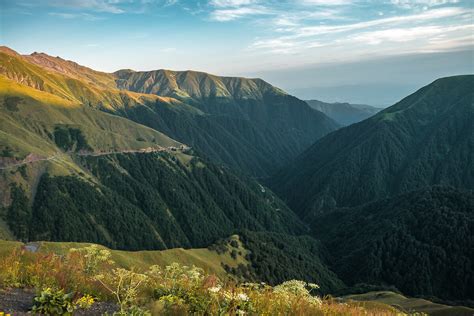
[
  {"left": 0, "top": 235, "right": 249, "bottom": 278},
  {"left": 345, "top": 291, "right": 474, "bottom": 316}
]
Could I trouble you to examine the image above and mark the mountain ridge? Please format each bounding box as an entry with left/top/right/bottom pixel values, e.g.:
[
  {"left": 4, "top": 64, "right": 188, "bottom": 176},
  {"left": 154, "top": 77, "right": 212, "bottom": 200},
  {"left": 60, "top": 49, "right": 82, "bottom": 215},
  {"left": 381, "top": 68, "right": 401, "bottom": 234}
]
[
  {"left": 0, "top": 46, "right": 338, "bottom": 176},
  {"left": 306, "top": 99, "right": 382, "bottom": 125},
  {"left": 271, "top": 75, "right": 474, "bottom": 217}
]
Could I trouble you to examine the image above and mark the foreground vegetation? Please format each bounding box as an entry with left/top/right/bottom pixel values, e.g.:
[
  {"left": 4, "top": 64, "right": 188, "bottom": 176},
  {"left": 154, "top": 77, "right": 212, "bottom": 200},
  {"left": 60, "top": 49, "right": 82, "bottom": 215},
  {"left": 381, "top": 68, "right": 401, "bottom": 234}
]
[{"left": 0, "top": 243, "right": 402, "bottom": 315}]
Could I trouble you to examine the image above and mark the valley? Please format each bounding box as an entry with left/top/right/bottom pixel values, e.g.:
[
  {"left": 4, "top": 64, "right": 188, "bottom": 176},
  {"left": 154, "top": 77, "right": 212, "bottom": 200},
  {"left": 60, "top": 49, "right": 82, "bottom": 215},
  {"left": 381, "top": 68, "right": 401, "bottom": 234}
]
[{"left": 0, "top": 46, "right": 472, "bottom": 315}]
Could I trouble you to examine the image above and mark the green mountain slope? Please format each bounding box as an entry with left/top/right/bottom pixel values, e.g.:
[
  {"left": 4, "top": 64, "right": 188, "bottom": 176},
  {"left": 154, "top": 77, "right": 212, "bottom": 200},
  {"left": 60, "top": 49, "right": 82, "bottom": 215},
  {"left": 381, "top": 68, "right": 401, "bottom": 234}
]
[
  {"left": 114, "top": 69, "right": 339, "bottom": 176},
  {"left": 0, "top": 48, "right": 307, "bottom": 251},
  {"left": 306, "top": 99, "right": 382, "bottom": 126},
  {"left": 0, "top": 76, "right": 179, "bottom": 158},
  {"left": 312, "top": 186, "right": 474, "bottom": 301},
  {"left": 25, "top": 152, "right": 305, "bottom": 250},
  {"left": 0, "top": 88, "right": 305, "bottom": 252},
  {"left": 272, "top": 75, "right": 474, "bottom": 217}
]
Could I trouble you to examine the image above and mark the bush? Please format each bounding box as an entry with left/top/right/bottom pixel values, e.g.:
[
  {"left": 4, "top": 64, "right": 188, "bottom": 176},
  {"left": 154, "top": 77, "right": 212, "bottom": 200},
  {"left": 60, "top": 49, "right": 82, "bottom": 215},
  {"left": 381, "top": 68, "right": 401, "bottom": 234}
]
[
  {"left": 31, "top": 287, "right": 76, "bottom": 316},
  {"left": 95, "top": 268, "right": 148, "bottom": 313}
]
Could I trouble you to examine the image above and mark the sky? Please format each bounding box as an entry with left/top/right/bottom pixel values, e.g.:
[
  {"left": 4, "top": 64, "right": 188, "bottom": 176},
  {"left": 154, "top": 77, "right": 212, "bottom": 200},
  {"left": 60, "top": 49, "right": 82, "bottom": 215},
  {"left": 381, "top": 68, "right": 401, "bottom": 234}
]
[{"left": 1, "top": 0, "right": 473, "bottom": 105}]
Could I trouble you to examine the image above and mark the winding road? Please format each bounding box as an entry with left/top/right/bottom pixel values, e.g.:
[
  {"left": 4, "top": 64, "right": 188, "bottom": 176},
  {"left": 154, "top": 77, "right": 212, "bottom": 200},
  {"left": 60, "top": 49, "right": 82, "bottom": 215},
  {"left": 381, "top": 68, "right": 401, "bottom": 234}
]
[{"left": 0, "top": 146, "right": 188, "bottom": 170}]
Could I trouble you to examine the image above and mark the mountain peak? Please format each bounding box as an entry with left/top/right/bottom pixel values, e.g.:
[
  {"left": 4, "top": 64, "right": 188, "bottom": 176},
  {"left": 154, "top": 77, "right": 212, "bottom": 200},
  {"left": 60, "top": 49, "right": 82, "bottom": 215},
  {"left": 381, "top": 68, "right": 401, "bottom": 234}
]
[{"left": 0, "top": 46, "right": 20, "bottom": 57}]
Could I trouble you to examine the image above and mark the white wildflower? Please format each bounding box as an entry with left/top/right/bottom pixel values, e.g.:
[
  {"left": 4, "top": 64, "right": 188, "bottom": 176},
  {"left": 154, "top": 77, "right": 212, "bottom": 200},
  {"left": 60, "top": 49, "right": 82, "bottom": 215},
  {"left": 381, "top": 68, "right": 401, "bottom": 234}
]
[
  {"left": 237, "top": 293, "right": 249, "bottom": 301},
  {"left": 208, "top": 286, "right": 221, "bottom": 293}
]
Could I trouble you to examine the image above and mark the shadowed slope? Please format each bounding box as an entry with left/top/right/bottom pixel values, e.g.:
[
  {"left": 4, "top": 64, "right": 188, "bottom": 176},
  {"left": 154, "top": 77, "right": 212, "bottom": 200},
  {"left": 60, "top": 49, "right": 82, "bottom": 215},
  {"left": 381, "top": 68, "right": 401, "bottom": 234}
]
[{"left": 272, "top": 75, "right": 474, "bottom": 217}]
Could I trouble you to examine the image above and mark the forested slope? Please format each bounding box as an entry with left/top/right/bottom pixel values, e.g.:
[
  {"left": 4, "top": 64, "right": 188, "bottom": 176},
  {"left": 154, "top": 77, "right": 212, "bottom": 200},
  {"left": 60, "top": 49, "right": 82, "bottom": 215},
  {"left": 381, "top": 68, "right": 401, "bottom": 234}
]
[
  {"left": 272, "top": 75, "right": 474, "bottom": 217},
  {"left": 114, "top": 69, "right": 338, "bottom": 176},
  {"left": 8, "top": 152, "right": 305, "bottom": 250},
  {"left": 312, "top": 186, "right": 474, "bottom": 301}
]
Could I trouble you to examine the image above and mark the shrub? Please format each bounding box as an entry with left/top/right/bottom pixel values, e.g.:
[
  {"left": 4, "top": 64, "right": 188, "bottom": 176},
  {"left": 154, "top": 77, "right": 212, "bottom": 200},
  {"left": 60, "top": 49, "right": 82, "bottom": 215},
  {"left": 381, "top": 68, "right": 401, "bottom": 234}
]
[
  {"left": 95, "top": 268, "right": 148, "bottom": 313},
  {"left": 69, "top": 245, "right": 114, "bottom": 275},
  {"left": 0, "top": 248, "right": 23, "bottom": 288},
  {"left": 31, "top": 287, "right": 76, "bottom": 316}
]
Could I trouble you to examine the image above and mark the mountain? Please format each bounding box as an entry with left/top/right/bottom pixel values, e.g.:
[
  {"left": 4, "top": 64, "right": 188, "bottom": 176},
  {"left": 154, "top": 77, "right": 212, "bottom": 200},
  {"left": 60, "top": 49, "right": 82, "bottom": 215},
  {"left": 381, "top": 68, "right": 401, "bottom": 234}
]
[
  {"left": 312, "top": 186, "right": 474, "bottom": 301},
  {"left": 306, "top": 99, "right": 382, "bottom": 125},
  {"left": 0, "top": 48, "right": 309, "bottom": 250},
  {"left": 272, "top": 75, "right": 474, "bottom": 218},
  {"left": 113, "top": 69, "right": 339, "bottom": 176},
  {"left": 0, "top": 47, "right": 338, "bottom": 177}
]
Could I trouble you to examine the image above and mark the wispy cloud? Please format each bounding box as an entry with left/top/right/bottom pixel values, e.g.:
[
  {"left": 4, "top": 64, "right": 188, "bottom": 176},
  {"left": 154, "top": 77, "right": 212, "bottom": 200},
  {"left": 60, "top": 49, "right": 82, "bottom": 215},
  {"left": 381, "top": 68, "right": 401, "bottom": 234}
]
[
  {"left": 349, "top": 24, "right": 472, "bottom": 45},
  {"left": 298, "top": 0, "right": 354, "bottom": 5},
  {"left": 210, "top": 6, "right": 270, "bottom": 21},
  {"left": 290, "top": 7, "right": 467, "bottom": 38},
  {"left": 248, "top": 5, "right": 472, "bottom": 58},
  {"left": 391, "top": 0, "right": 461, "bottom": 10},
  {"left": 47, "top": 0, "right": 126, "bottom": 14},
  {"left": 49, "top": 12, "right": 105, "bottom": 20},
  {"left": 210, "top": 0, "right": 259, "bottom": 7},
  {"left": 208, "top": 0, "right": 270, "bottom": 21},
  {"left": 30, "top": 0, "right": 180, "bottom": 15}
]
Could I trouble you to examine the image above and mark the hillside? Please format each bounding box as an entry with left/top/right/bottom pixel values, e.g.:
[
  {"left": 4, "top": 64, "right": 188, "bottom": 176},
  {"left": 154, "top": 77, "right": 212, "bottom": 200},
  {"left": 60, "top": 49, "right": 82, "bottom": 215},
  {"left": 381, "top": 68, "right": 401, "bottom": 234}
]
[
  {"left": 0, "top": 48, "right": 308, "bottom": 251},
  {"left": 306, "top": 99, "right": 382, "bottom": 125},
  {"left": 345, "top": 291, "right": 474, "bottom": 316},
  {"left": 0, "top": 239, "right": 404, "bottom": 316},
  {"left": 312, "top": 186, "right": 474, "bottom": 301},
  {"left": 0, "top": 47, "right": 339, "bottom": 177},
  {"left": 272, "top": 75, "right": 474, "bottom": 217},
  {"left": 0, "top": 236, "right": 249, "bottom": 280},
  {"left": 114, "top": 69, "right": 339, "bottom": 176},
  {"left": 23, "top": 152, "right": 305, "bottom": 250}
]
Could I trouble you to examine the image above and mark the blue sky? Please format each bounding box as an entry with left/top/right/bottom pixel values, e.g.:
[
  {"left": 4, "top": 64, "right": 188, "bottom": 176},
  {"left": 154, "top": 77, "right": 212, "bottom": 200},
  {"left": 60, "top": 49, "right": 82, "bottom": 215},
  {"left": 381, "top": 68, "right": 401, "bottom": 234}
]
[{"left": 1, "top": 0, "right": 473, "bottom": 104}]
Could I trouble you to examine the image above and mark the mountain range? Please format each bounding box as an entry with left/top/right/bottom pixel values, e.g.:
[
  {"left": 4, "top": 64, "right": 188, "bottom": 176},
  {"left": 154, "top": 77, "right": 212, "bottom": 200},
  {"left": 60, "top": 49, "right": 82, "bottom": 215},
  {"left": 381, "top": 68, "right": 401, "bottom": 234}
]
[
  {"left": 272, "top": 75, "right": 473, "bottom": 218},
  {"left": 270, "top": 75, "right": 474, "bottom": 301},
  {"left": 0, "top": 47, "right": 337, "bottom": 177},
  {"left": 306, "top": 99, "right": 382, "bottom": 125},
  {"left": 1, "top": 46, "right": 473, "bottom": 305}
]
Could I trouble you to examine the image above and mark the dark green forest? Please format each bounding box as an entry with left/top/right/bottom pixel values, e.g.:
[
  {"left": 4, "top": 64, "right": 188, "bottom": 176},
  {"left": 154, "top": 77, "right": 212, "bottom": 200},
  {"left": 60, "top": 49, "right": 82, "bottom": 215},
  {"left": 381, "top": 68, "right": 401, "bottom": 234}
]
[
  {"left": 111, "top": 92, "right": 337, "bottom": 177},
  {"left": 21, "top": 152, "right": 305, "bottom": 250},
  {"left": 238, "top": 230, "right": 344, "bottom": 293},
  {"left": 312, "top": 186, "right": 474, "bottom": 301},
  {"left": 271, "top": 75, "right": 474, "bottom": 218}
]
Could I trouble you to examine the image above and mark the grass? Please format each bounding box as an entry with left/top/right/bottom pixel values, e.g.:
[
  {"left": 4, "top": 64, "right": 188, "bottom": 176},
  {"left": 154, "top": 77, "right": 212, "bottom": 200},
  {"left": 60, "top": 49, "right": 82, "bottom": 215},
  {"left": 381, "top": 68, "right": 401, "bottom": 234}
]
[
  {"left": 0, "top": 74, "right": 183, "bottom": 205},
  {"left": 345, "top": 291, "right": 474, "bottom": 316},
  {"left": 0, "top": 236, "right": 247, "bottom": 279},
  {"left": 0, "top": 239, "right": 402, "bottom": 315},
  {"left": 0, "top": 76, "right": 180, "bottom": 154}
]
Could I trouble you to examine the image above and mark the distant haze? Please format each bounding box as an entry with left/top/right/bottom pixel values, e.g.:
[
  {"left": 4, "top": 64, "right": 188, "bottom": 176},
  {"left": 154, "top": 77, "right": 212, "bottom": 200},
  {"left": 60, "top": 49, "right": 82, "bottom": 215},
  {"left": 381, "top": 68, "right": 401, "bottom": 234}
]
[{"left": 249, "top": 50, "right": 474, "bottom": 106}]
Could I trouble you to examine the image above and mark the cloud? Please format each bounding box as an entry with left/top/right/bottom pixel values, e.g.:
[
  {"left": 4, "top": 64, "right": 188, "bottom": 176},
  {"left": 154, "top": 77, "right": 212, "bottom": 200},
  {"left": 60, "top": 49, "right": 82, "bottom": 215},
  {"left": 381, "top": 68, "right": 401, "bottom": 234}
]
[
  {"left": 299, "top": 0, "right": 354, "bottom": 5},
  {"left": 35, "top": 0, "right": 179, "bottom": 14},
  {"left": 291, "top": 7, "right": 468, "bottom": 38},
  {"left": 350, "top": 25, "right": 450, "bottom": 45},
  {"left": 210, "top": 0, "right": 259, "bottom": 7},
  {"left": 47, "top": 0, "right": 125, "bottom": 13},
  {"left": 208, "top": 0, "right": 273, "bottom": 21},
  {"left": 248, "top": 6, "right": 472, "bottom": 57},
  {"left": 49, "top": 12, "right": 104, "bottom": 20},
  {"left": 210, "top": 5, "right": 270, "bottom": 21},
  {"left": 391, "top": 0, "right": 460, "bottom": 9}
]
